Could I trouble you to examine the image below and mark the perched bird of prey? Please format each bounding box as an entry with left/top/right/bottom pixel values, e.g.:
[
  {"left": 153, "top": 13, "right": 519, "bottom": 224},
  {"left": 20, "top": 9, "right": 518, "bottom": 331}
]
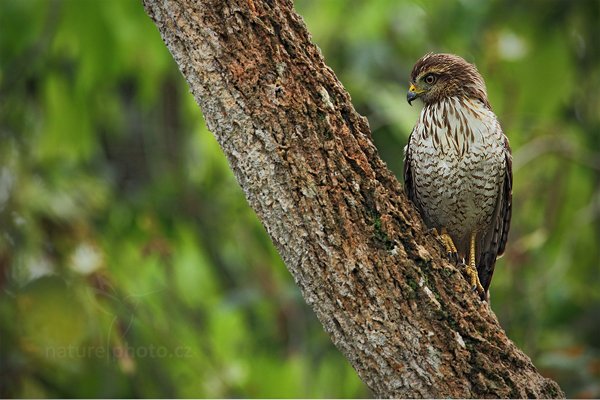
[{"left": 403, "top": 53, "right": 512, "bottom": 300}]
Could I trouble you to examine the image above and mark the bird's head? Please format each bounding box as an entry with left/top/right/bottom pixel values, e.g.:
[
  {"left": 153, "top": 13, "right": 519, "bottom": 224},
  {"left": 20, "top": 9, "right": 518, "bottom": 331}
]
[{"left": 407, "top": 53, "right": 489, "bottom": 106}]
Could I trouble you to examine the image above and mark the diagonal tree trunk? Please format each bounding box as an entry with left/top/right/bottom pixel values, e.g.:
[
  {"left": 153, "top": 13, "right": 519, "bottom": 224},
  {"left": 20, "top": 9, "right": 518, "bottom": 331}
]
[{"left": 142, "top": 0, "right": 563, "bottom": 397}]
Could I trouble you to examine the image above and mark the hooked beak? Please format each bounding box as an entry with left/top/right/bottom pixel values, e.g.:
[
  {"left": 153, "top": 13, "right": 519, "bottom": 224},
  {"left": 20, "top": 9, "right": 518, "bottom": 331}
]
[{"left": 407, "top": 83, "right": 421, "bottom": 105}]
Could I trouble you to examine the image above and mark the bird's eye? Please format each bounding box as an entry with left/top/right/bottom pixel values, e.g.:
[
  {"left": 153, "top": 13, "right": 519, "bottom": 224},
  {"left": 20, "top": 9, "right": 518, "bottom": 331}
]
[{"left": 423, "top": 74, "right": 437, "bottom": 85}]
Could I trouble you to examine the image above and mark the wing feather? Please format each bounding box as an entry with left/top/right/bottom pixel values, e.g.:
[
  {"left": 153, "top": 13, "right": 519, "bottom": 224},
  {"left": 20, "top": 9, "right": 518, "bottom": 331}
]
[
  {"left": 478, "top": 135, "right": 512, "bottom": 294},
  {"left": 403, "top": 129, "right": 420, "bottom": 211}
]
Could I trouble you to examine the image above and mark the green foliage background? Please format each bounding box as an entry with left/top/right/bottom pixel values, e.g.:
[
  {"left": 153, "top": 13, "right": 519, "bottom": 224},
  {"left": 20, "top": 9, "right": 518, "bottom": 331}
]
[{"left": 1, "top": 0, "right": 599, "bottom": 397}]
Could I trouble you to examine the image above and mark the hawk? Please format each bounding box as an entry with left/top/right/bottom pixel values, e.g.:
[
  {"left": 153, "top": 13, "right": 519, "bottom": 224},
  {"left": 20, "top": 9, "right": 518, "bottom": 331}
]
[{"left": 403, "top": 53, "right": 512, "bottom": 300}]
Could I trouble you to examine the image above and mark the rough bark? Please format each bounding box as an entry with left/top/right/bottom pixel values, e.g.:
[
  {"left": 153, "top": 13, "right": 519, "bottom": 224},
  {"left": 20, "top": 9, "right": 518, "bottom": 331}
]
[{"left": 142, "top": 0, "right": 564, "bottom": 397}]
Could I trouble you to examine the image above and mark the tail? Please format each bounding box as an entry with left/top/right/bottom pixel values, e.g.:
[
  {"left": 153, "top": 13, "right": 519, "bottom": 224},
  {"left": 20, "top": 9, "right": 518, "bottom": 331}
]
[{"left": 478, "top": 251, "right": 497, "bottom": 301}]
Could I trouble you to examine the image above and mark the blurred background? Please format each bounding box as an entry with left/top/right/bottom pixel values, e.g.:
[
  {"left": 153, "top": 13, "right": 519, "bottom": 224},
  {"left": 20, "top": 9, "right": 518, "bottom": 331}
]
[{"left": 1, "top": 0, "right": 598, "bottom": 397}]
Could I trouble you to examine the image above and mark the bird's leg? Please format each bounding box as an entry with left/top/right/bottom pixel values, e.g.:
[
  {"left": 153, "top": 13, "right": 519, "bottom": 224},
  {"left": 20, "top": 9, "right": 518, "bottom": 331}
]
[
  {"left": 463, "top": 232, "right": 485, "bottom": 296},
  {"left": 438, "top": 227, "right": 459, "bottom": 264}
]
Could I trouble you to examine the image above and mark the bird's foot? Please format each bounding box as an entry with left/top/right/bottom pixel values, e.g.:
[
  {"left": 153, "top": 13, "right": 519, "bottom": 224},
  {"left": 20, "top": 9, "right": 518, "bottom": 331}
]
[
  {"left": 435, "top": 228, "right": 459, "bottom": 264},
  {"left": 461, "top": 262, "right": 484, "bottom": 296},
  {"left": 463, "top": 231, "right": 485, "bottom": 298}
]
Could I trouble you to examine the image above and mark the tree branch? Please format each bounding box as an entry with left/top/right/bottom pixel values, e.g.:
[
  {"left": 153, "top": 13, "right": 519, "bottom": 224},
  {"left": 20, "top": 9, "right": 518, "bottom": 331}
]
[{"left": 142, "top": 0, "right": 563, "bottom": 397}]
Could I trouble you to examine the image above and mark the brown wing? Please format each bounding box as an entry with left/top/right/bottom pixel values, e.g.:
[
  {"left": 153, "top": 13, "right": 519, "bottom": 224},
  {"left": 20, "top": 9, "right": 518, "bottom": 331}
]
[
  {"left": 497, "top": 139, "right": 513, "bottom": 257},
  {"left": 403, "top": 129, "right": 421, "bottom": 214},
  {"left": 478, "top": 136, "right": 513, "bottom": 294}
]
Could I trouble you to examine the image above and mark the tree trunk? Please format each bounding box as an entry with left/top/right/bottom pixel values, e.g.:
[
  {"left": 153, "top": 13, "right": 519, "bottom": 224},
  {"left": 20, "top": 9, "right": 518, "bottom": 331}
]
[{"left": 142, "top": 0, "right": 563, "bottom": 397}]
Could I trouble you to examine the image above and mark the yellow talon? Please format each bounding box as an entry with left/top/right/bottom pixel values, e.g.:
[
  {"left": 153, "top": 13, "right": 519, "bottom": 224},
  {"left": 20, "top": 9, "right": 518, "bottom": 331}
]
[
  {"left": 435, "top": 228, "right": 485, "bottom": 299},
  {"left": 465, "top": 232, "right": 485, "bottom": 296},
  {"left": 438, "top": 227, "right": 458, "bottom": 264},
  {"left": 441, "top": 229, "right": 458, "bottom": 254}
]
